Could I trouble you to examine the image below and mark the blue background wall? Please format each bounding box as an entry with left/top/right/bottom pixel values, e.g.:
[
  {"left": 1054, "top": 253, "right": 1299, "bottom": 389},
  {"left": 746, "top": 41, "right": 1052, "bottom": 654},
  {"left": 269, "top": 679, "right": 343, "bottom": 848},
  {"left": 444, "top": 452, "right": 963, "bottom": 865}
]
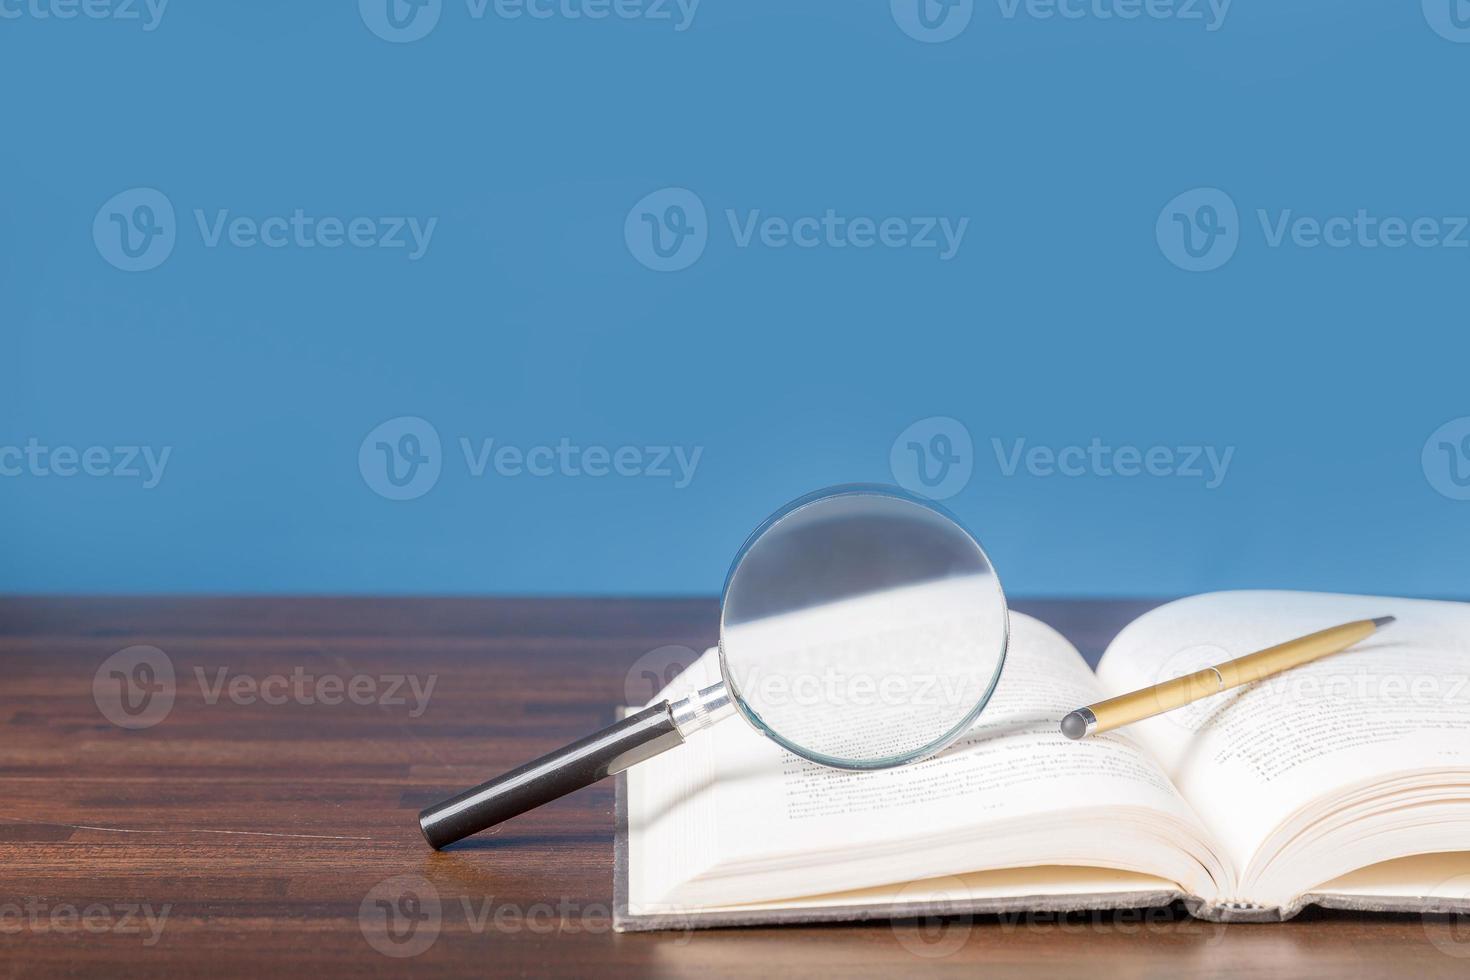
[{"left": 4, "top": 1, "right": 1469, "bottom": 596}]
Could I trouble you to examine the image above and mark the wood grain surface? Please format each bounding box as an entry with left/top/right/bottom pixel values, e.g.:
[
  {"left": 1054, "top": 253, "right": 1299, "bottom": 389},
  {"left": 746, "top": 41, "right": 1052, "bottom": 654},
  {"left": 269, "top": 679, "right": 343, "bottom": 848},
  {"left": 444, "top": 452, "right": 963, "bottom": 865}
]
[{"left": 1, "top": 596, "right": 1466, "bottom": 978}]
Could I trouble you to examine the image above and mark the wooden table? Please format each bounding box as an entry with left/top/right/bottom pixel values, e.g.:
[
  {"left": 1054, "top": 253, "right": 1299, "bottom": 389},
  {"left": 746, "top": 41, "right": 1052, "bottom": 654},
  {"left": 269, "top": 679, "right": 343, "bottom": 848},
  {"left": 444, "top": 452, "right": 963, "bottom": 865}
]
[{"left": 1, "top": 597, "right": 1465, "bottom": 978}]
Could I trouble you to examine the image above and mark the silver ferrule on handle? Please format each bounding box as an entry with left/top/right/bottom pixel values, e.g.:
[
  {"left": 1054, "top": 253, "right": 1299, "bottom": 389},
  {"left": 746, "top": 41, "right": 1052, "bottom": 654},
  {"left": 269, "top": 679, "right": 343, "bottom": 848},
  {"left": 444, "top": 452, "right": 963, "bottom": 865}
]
[{"left": 669, "top": 681, "right": 734, "bottom": 738}]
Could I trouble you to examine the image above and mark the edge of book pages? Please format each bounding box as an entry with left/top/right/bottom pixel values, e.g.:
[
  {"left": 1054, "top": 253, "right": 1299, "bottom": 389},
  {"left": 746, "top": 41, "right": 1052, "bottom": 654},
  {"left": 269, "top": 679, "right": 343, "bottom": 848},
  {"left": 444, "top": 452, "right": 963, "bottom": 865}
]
[{"left": 610, "top": 764, "right": 1470, "bottom": 933}]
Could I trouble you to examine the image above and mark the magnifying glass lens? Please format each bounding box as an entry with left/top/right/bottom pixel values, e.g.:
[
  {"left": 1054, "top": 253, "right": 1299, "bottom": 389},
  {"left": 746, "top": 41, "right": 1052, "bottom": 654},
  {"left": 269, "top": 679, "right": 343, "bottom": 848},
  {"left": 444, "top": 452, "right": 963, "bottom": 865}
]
[{"left": 720, "top": 489, "right": 1007, "bottom": 769}]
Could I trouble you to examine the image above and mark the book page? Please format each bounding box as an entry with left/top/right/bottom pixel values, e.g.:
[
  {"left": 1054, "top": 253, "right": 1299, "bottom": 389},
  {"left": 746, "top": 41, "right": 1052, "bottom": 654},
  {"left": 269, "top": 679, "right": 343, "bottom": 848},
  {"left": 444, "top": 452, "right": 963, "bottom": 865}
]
[
  {"left": 686, "top": 866, "right": 1181, "bottom": 916},
  {"left": 628, "top": 612, "right": 1226, "bottom": 910},
  {"left": 1317, "top": 852, "right": 1470, "bottom": 899},
  {"left": 1095, "top": 591, "right": 1470, "bottom": 898}
]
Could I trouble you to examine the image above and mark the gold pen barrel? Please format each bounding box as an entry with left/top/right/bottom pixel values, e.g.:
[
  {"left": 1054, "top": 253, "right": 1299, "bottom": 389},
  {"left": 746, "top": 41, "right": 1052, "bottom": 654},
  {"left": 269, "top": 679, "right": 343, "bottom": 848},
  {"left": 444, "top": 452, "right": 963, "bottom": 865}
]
[
  {"left": 1078, "top": 618, "right": 1384, "bottom": 737},
  {"left": 1213, "top": 619, "right": 1377, "bottom": 688},
  {"left": 1085, "top": 666, "right": 1226, "bottom": 735}
]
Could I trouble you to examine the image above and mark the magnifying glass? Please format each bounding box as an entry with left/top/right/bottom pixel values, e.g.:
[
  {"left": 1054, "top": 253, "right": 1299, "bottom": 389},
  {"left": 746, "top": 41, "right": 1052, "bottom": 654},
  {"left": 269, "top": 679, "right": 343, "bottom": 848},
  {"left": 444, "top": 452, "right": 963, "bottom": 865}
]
[{"left": 418, "top": 484, "right": 1008, "bottom": 849}]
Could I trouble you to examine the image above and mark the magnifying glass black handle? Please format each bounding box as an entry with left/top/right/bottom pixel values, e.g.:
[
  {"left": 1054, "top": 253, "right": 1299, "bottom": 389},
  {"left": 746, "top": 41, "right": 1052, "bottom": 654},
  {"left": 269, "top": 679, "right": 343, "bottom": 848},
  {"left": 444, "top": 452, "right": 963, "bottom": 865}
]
[{"left": 418, "top": 701, "right": 685, "bottom": 849}]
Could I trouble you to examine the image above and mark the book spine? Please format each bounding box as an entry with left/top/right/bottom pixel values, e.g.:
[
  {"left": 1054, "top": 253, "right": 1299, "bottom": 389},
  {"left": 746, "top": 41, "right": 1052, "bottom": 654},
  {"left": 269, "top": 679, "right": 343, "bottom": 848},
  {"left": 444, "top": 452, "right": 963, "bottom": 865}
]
[{"left": 1184, "top": 896, "right": 1295, "bottom": 922}]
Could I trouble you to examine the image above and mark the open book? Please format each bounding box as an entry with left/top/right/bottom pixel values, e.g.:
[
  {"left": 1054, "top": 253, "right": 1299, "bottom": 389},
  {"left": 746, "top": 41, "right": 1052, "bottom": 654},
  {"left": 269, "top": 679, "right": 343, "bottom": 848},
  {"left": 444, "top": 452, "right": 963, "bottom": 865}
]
[{"left": 615, "top": 591, "right": 1470, "bottom": 930}]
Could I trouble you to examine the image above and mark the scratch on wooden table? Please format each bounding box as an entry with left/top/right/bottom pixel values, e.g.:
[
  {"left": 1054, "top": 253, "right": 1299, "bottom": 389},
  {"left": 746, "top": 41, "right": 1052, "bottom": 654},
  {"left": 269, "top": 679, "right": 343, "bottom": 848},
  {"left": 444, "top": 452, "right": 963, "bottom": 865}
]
[{"left": 0, "top": 814, "right": 378, "bottom": 842}]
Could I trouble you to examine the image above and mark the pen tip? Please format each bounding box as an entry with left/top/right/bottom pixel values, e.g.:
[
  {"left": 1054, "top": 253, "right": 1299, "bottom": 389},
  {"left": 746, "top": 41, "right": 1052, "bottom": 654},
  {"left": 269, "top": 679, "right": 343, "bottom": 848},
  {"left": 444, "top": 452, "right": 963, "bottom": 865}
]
[
  {"left": 1371, "top": 615, "right": 1396, "bottom": 628},
  {"left": 1060, "top": 711, "right": 1088, "bottom": 740}
]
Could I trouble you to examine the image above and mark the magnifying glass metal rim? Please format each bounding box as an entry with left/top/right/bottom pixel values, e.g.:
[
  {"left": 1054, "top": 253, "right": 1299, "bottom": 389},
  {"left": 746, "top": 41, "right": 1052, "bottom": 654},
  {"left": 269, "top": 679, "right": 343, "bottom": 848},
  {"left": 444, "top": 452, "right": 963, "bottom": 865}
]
[
  {"left": 718, "top": 482, "right": 1010, "bottom": 772},
  {"left": 417, "top": 483, "right": 1009, "bottom": 849}
]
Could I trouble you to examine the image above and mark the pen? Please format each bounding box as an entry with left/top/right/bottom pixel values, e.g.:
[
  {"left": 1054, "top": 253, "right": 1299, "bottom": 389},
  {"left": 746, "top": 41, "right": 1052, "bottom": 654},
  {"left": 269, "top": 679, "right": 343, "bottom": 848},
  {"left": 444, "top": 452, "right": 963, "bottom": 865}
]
[{"left": 1060, "top": 615, "right": 1396, "bottom": 739}]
